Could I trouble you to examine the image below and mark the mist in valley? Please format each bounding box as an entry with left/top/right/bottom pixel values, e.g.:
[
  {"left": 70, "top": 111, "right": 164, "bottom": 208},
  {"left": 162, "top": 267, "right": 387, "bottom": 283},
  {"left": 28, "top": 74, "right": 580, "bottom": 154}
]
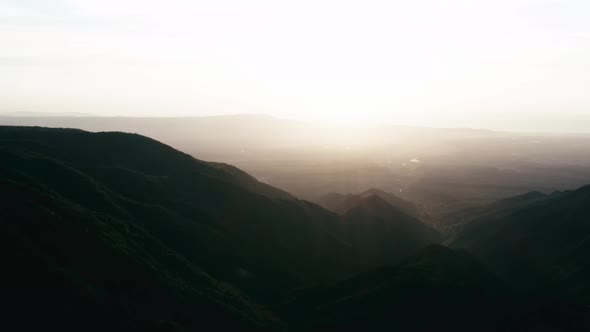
[{"left": 4, "top": 113, "right": 590, "bottom": 226}]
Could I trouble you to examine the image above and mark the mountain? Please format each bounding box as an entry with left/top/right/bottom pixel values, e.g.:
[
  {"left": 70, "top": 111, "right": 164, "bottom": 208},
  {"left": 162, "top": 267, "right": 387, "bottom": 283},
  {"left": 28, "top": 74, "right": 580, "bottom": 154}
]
[
  {"left": 4, "top": 125, "right": 589, "bottom": 331},
  {"left": 0, "top": 127, "right": 355, "bottom": 291},
  {"left": 451, "top": 186, "right": 590, "bottom": 302},
  {"left": 1, "top": 178, "right": 280, "bottom": 331},
  {"left": 0, "top": 114, "right": 499, "bottom": 153},
  {"left": 0, "top": 115, "right": 312, "bottom": 153},
  {"left": 0, "top": 125, "right": 444, "bottom": 293},
  {"left": 0, "top": 111, "right": 97, "bottom": 117},
  {"left": 441, "top": 190, "right": 548, "bottom": 227},
  {"left": 360, "top": 188, "right": 422, "bottom": 216},
  {"left": 316, "top": 188, "right": 420, "bottom": 218},
  {"left": 282, "top": 245, "right": 590, "bottom": 331},
  {"left": 0, "top": 126, "right": 368, "bottom": 330},
  {"left": 340, "top": 195, "right": 440, "bottom": 266},
  {"left": 5, "top": 114, "right": 590, "bottom": 212},
  {"left": 316, "top": 189, "right": 439, "bottom": 266},
  {"left": 0, "top": 125, "right": 441, "bottom": 285},
  {"left": 316, "top": 193, "right": 363, "bottom": 214}
]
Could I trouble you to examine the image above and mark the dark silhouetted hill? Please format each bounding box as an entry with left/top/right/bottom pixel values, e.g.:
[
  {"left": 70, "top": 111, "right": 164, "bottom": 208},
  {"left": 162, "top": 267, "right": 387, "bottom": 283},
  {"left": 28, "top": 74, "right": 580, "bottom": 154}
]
[
  {"left": 316, "top": 188, "right": 420, "bottom": 217},
  {"left": 0, "top": 126, "right": 359, "bottom": 331},
  {"left": 0, "top": 174, "right": 280, "bottom": 332},
  {"left": 451, "top": 186, "right": 590, "bottom": 302},
  {"left": 341, "top": 195, "right": 440, "bottom": 266},
  {"left": 281, "top": 245, "right": 590, "bottom": 331}
]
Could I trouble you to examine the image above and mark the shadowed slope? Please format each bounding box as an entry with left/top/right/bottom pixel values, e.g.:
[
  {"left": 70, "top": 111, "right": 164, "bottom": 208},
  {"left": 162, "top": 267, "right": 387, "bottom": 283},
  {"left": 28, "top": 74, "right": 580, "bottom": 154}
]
[
  {"left": 281, "top": 245, "right": 590, "bottom": 332},
  {"left": 341, "top": 195, "right": 440, "bottom": 266},
  {"left": 451, "top": 186, "right": 590, "bottom": 302},
  {"left": 0, "top": 126, "right": 362, "bottom": 332},
  {"left": 316, "top": 188, "right": 420, "bottom": 217},
  {"left": 0, "top": 179, "right": 280, "bottom": 331}
]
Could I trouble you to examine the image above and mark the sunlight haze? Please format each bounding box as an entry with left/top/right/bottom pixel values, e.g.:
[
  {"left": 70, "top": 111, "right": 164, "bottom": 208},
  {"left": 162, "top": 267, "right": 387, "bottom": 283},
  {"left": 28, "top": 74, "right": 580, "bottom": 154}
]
[{"left": 1, "top": 0, "right": 590, "bottom": 131}]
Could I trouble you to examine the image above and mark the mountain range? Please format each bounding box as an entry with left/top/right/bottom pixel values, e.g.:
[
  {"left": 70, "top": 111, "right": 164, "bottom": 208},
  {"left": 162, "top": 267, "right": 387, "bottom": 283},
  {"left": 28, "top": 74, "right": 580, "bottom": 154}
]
[{"left": 2, "top": 125, "right": 590, "bottom": 331}]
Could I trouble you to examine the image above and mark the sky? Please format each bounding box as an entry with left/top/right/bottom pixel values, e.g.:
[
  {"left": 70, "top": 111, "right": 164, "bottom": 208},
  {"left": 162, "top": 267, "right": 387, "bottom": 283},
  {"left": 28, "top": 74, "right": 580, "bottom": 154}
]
[{"left": 1, "top": 0, "right": 590, "bottom": 132}]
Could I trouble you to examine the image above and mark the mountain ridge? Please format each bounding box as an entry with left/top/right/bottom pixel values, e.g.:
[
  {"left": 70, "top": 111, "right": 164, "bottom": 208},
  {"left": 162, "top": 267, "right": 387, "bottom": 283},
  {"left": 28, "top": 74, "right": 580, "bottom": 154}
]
[{"left": 4, "top": 125, "right": 590, "bottom": 331}]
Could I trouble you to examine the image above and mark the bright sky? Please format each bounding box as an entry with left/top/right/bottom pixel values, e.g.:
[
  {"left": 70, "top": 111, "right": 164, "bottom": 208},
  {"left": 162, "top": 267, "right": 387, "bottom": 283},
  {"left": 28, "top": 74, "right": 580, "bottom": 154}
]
[{"left": 1, "top": 0, "right": 590, "bottom": 131}]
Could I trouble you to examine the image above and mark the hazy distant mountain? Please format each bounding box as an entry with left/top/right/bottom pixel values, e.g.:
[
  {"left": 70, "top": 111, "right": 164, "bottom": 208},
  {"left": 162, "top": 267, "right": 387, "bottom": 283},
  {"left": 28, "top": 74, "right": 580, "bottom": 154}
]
[
  {"left": 451, "top": 185, "right": 590, "bottom": 302},
  {"left": 4, "top": 114, "right": 590, "bottom": 214},
  {"left": 341, "top": 195, "right": 440, "bottom": 266},
  {"left": 316, "top": 188, "right": 420, "bottom": 217},
  {"left": 1, "top": 111, "right": 97, "bottom": 117},
  {"left": 0, "top": 114, "right": 313, "bottom": 151},
  {"left": 0, "top": 114, "right": 501, "bottom": 158},
  {"left": 316, "top": 189, "right": 438, "bottom": 265}
]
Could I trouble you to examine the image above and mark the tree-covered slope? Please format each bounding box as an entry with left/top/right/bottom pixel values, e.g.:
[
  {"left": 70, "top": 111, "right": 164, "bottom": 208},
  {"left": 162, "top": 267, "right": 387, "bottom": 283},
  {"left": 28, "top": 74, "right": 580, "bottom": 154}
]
[
  {"left": 2, "top": 126, "right": 590, "bottom": 331},
  {"left": 0, "top": 178, "right": 279, "bottom": 332},
  {"left": 451, "top": 186, "right": 590, "bottom": 302},
  {"left": 0, "top": 126, "right": 364, "bottom": 331},
  {"left": 341, "top": 195, "right": 440, "bottom": 266},
  {"left": 281, "top": 245, "right": 590, "bottom": 331}
]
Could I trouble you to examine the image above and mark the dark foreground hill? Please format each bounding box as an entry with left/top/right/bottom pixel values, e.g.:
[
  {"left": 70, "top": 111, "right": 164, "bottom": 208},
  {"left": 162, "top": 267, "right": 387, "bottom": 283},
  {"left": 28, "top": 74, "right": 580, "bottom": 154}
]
[
  {"left": 281, "top": 245, "right": 590, "bottom": 331},
  {"left": 451, "top": 186, "right": 590, "bottom": 302},
  {"left": 0, "top": 126, "right": 362, "bottom": 331},
  {"left": 1, "top": 178, "right": 280, "bottom": 331}
]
